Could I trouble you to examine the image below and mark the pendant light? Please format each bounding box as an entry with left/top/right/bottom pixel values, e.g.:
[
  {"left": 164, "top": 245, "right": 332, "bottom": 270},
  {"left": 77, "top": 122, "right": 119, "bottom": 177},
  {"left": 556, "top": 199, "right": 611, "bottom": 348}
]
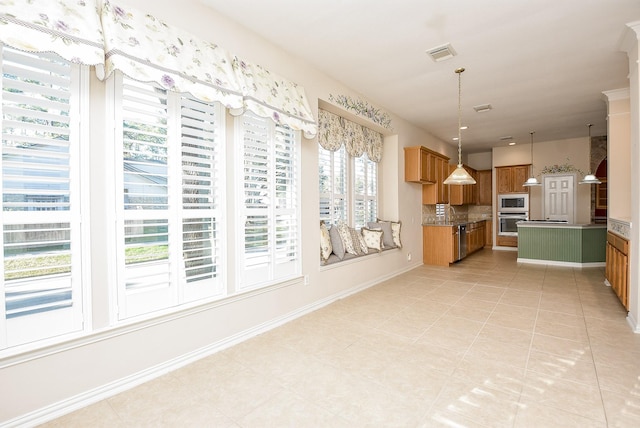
[
  {"left": 444, "top": 67, "right": 476, "bottom": 185},
  {"left": 579, "top": 123, "right": 601, "bottom": 184},
  {"left": 523, "top": 131, "right": 541, "bottom": 187}
]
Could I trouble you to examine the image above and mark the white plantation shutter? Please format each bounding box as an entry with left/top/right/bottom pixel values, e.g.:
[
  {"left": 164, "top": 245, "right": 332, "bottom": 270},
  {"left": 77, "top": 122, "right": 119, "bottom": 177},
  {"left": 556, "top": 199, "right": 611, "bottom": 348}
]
[
  {"left": 353, "top": 155, "right": 377, "bottom": 229},
  {"left": 180, "top": 95, "right": 223, "bottom": 302},
  {"left": 0, "top": 46, "right": 85, "bottom": 349},
  {"left": 365, "top": 158, "right": 378, "bottom": 224},
  {"left": 117, "top": 75, "right": 172, "bottom": 318},
  {"left": 239, "top": 112, "right": 300, "bottom": 289},
  {"left": 115, "top": 74, "right": 224, "bottom": 319},
  {"left": 318, "top": 145, "right": 347, "bottom": 226}
]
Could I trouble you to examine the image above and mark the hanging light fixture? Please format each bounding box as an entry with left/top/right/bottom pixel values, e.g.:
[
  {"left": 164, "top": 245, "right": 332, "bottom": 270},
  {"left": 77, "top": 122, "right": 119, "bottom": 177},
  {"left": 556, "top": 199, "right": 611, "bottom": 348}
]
[
  {"left": 579, "top": 123, "right": 601, "bottom": 184},
  {"left": 444, "top": 67, "right": 476, "bottom": 185},
  {"left": 523, "top": 131, "right": 541, "bottom": 187}
]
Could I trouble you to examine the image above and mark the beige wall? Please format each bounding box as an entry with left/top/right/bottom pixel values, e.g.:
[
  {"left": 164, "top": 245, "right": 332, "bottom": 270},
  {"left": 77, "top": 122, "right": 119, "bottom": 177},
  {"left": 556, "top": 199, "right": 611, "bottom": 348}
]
[
  {"left": 603, "top": 90, "right": 631, "bottom": 221},
  {"left": 466, "top": 152, "right": 492, "bottom": 170}
]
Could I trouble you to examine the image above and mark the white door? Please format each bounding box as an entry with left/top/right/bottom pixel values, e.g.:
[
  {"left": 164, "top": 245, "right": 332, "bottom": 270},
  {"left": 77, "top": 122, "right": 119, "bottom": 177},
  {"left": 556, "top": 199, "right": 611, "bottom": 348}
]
[{"left": 543, "top": 174, "right": 575, "bottom": 222}]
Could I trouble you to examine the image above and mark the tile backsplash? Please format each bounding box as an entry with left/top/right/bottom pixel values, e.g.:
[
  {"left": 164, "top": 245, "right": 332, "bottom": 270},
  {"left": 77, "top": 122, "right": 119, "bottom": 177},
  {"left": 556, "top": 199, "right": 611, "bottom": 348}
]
[{"left": 422, "top": 204, "right": 492, "bottom": 223}]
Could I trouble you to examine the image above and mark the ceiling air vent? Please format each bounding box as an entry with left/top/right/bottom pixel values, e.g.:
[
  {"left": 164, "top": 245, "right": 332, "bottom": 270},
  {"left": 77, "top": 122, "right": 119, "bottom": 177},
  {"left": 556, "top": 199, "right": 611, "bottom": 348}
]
[
  {"left": 473, "top": 104, "right": 492, "bottom": 113},
  {"left": 426, "top": 43, "right": 456, "bottom": 62}
]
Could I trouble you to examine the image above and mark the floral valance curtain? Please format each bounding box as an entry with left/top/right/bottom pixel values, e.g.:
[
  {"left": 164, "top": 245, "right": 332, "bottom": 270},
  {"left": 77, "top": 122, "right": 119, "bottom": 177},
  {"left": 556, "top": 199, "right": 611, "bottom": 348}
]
[
  {"left": 318, "top": 109, "right": 383, "bottom": 162},
  {"left": 232, "top": 60, "right": 317, "bottom": 138},
  {"left": 99, "top": 0, "right": 243, "bottom": 110},
  {"left": 0, "top": 0, "right": 317, "bottom": 138},
  {"left": 0, "top": 0, "right": 105, "bottom": 70}
]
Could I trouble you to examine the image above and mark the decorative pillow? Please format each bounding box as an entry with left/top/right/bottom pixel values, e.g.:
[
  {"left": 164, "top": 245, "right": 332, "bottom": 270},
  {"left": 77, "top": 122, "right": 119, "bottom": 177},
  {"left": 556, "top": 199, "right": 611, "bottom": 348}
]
[
  {"left": 336, "top": 221, "right": 357, "bottom": 255},
  {"left": 356, "top": 229, "right": 369, "bottom": 254},
  {"left": 349, "top": 227, "right": 365, "bottom": 255},
  {"left": 368, "top": 221, "right": 394, "bottom": 248},
  {"left": 320, "top": 221, "right": 332, "bottom": 262},
  {"left": 348, "top": 227, "right": 368, "bottom": 255},
  {"left": 391, "top": 221, "right": 402, "bottom": 248},
  {"left": 329, "top": 224, "right": 345, "bottom": 260},
  {"left": 362, "top": 227, "right": 383, "bottom": 252}
]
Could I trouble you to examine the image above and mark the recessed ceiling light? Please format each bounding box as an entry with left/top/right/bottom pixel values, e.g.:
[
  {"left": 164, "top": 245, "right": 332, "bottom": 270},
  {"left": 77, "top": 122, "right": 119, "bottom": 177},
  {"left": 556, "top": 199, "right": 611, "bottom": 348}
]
[
  {"left": 508, "top": 142, "right": 516, "bottom": 146},
  {"left": 426, "top": 43, "right": 456, "bottom": 62},
  {"left": 473, "top": 104, "right": 492, "bottom": 113},
  {"left": 460, "top": 125, "right": 468, "bottom": 130}
]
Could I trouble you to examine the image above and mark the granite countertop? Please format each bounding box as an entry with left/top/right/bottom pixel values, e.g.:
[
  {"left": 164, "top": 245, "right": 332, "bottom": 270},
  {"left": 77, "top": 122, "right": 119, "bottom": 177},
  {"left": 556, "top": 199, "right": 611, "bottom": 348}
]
[{"left": 422, "top": 219, "right": 489, "bottom": 227}]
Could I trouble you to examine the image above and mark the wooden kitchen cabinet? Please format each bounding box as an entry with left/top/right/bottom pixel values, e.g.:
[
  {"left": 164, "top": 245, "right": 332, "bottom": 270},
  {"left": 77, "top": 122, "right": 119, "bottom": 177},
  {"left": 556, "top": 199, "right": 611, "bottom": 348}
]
[
  {"left": 450, "top": 164, "right": 477, "bottom": 206},
  {"left": 476, "top": 169, "right": 492, "bottom": 205},
  {"left": 423, "top": 225, "right": 457, "bottom": 266},
  {"left": 496, "top": 235, "right": 518, "bottom": 247},
  {"left": 606, "top": 231, "right": 629, "bottom": 310},
  {"left": 422, "top": 153, "right": 450, "bottom": 204},
  {"left": 404, "top": 145, "right": 437, "bottom": 183},
  {"left": 484, "top": 220, "right": 493, "bottom": 247},
  {"left": 496, "top": 165, "right": 530, "bottom": 193},
  {"left": 466, "top": 221, "right": 486, "bottom": 254}
]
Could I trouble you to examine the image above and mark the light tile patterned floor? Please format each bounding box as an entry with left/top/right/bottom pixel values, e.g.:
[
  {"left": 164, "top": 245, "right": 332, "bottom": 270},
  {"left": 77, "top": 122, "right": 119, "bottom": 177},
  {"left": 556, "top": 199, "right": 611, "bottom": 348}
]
[{"left": 43, "top": 250, "right": 640, "bottom": 427}]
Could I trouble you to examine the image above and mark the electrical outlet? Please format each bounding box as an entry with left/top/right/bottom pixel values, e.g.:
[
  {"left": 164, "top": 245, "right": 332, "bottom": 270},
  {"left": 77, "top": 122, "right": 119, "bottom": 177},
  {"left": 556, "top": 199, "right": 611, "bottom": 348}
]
[
  {"left": 407, "top": 252, "right": 412, "bottom": 261},
  {"left": 304, "top": 274, "right": 310, "bottom": 285}
]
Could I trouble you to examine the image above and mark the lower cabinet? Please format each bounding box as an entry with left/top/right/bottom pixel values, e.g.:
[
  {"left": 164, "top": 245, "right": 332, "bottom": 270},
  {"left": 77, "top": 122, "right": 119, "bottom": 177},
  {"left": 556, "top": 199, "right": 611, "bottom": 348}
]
[
  {"left": 484, "top": 220, "right": 493, "bottom": 248},
  {"left": 496, "top": 235, "right": 518, "bottom": 247},
  {"left": 423, "top": 225, "right": 457, "bottom": 266},
  {"left": 466, "top": 221, "right": 486, "bottom": 254},
  {"left": 606, "top": 231, "right": 629, "bottom": 310},
  {"left": 423, "top": 221, "right": 485, "bottom": 267}
]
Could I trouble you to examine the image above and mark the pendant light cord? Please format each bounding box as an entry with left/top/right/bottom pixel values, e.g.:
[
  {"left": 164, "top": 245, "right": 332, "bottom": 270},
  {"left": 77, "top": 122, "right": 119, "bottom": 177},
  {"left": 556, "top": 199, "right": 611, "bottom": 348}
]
[
  {"left": 456, "top": 67, "right": 464, "bottom": 166},
  {"left": 530, "top": 131, "right": 535, "bottom": 173}
]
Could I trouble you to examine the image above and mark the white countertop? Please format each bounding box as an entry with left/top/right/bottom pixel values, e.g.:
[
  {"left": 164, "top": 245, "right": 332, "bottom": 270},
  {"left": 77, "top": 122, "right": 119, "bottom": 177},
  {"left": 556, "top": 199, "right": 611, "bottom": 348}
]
[{"left": 517, "top": 221, "right": 606, "bottom": 229}]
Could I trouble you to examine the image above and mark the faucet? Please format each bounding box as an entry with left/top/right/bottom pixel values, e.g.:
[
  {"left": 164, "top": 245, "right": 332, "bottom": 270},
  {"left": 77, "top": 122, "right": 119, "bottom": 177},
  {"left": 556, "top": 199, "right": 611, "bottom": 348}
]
[{"left": 447, "top": 205, "right": 456, "bottom": 223}]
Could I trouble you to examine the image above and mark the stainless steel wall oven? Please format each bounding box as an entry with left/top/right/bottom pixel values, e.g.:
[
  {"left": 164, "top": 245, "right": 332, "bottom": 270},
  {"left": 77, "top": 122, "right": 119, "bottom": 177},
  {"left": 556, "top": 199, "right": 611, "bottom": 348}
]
[{"left": 498, "top": 212, "right": 528, "bottom": 236}]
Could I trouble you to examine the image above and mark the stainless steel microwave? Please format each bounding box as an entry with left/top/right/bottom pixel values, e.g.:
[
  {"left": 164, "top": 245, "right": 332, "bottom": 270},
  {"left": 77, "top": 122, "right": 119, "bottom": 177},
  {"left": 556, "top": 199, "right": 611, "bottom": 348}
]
[{"left": 497, "top": 193, "right": 529, "bottom": 213}]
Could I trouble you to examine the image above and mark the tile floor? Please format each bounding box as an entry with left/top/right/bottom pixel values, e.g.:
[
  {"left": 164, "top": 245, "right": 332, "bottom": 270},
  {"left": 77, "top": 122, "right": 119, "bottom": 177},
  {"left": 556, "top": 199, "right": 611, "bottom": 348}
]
[{"left": 43, "top": 250, "right": 640, "bottom": 427}]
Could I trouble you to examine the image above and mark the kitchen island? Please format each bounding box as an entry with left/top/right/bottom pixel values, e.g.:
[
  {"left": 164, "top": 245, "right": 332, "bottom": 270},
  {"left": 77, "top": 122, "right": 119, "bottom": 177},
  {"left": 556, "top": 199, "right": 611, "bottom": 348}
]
[{"left": 517, "top": 221, "right": 607, "bottom": 267}]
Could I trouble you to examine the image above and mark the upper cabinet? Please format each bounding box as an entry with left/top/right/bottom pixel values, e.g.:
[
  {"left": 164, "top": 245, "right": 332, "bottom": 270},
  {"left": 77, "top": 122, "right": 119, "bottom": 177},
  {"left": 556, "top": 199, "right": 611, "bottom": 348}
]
[
  {"left": 422, "top": 154, "right": 450, "bottom": 204},
  {"left": 476, "top": 169, "right": 492, "bottom": 205},
  {"left": 496, "top": 165, "right": 530, "bottom": 193},
  {"left": 404, "top": 145, "right": 445, "bottom": 184},
  {"left": 404, "top": 145, "right": 451, "bottom": 204}
]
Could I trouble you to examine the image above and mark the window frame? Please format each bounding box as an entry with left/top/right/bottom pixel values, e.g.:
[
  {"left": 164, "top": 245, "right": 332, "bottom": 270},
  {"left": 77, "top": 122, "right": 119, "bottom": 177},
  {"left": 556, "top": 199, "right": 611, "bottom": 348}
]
[
  {"left": 108, "top": 72, "right": 226, "bottom": 321},
  {"left": 318, "top": 144, "right": 378, "bottom": 229},
  {"left": 0, "top": 46, "right": 91, "bottom": 352},
  {"left": 235, "top": 111, "right": 302, "bottom": 292}
]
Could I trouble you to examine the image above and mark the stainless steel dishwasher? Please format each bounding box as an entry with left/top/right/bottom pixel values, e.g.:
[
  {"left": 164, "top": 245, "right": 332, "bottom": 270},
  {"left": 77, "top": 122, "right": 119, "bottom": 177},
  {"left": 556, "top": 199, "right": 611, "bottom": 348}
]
[{"left": 458, "top": 223, "right": 467, "bottom": 261}]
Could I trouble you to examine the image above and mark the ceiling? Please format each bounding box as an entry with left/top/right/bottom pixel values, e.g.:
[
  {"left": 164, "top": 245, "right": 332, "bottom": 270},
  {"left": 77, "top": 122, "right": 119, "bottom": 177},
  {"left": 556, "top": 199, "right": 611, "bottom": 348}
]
[{"left": 200, "top": 0, "right": 639, "bottom": 153}]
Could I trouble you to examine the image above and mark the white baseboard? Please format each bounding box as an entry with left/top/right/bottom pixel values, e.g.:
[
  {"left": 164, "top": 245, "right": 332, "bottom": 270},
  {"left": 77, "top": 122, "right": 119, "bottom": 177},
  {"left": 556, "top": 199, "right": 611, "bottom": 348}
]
[
  {"left": 3, "top": 263, "right": 418, "bottom": 428},
  {"left": 627, "top": 312, "right": 640, "bottom": 334},
  {"left": 492, "top": 246, "right": 518, "bottom": 252},
  {"left": 517, "top": 258, "right": 605, "bottom": 268}
]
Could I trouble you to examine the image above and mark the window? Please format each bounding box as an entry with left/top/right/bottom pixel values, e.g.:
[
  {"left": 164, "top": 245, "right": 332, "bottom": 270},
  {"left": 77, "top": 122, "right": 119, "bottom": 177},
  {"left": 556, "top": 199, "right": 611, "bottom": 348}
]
[
  {"left": 112, "top": 74, "right": 224, "bottom": 319},
  {"left": 0, "top": 46, "right": 87, "bottom": 349},
  {"left": 319, "top": 145, "right": 347, "bottom": 225},
  {"left": 318, "top": 145, "right": 378, "bottom": 229},
  {"left": 237, "top": 112, "right": 300, "bottom": 290}
]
